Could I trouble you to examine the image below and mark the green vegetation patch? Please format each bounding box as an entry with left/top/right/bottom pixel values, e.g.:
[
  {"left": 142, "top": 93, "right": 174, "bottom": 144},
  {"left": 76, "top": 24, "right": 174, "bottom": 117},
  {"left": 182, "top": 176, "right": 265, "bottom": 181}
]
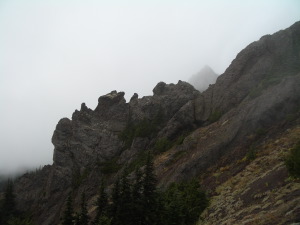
[
  {"left": 208, "top": 110, "right": 222, "bottom": 123},
  {"left": 285, "top": 141, "right": 300, "bottom": 178},
  {"left": 246, "top": 146, "right": 257, "bottom": 161},
  {"left": 126, "top": 150, "right": 149, "bottom": 174},
  {"left": 285, "top": 105, "right": 300, "bottom": 122},
  {"left": 175, "top": 135, "right": 185, "bottom": 145},
  {"left": 64, "top": 156, "right": 209, "bottom": 225},
  {"left": 134, "top": 120, "right": 158, "bottom": 137},
  {"left": 100, "top": 158, "right": 122, "bottom": 175},
  {"left": 72, "top": 167, "right": 91, "bottom": 188},
  {"left": 255, "top": 128, "right": 267, "bottom": 137},
  {"left": 119, "top": 109, "right": 165, "bottom": 149},
  {"left": 119, "top": 119, "right": 160, "bottom": 149},
  {"left": 174, "top": 131, "right": 191, "bottom": 146},
  {"left": 162, "top": 180, "right": 209, "bottom": 225},
  {"left": 0, "top": 180, "right": 35, "bottom": 225},
  {"left": 153, "top": 137, "right": 172, "bottom": 154}
]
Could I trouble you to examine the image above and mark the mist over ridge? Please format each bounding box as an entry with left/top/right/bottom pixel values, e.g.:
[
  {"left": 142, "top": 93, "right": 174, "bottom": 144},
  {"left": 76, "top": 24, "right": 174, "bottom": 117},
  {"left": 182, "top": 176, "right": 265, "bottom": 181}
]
[
  {"left": 188, "top": 65, "right": 219, "bottom": 92},
  {"left": 0, "top": 0, "right": 299, "bottom": 175}
]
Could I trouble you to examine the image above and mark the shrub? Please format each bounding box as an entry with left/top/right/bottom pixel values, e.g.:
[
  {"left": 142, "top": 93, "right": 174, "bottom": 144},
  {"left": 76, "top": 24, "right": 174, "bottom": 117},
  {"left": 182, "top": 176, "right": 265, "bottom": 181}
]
[
  {"left": 134, "top": 120, "right": 157, "bottom": 137},
  {"left": 208, "top": 111, "right": 222, "bottom": 123},
  {"left": 175, "top": 135, "right": 185, "bottom": 145},
  {"left": 72, "top": 167, "right": 91, "bottom": 188},
  {"left": 126, "top": 151, "right": 149, "bottom": 174},
  {"left": 246, "top": 147, "right": 257, "bottom": 161},
  {"left": 285, "top": 141, "right": 300, "bottom": 178},
  {"left": 255, "top": 128, "right": 267, "bottom": 137},
  {"left": 7, "top": 217, "right": 34, "bottom": 225},
  {"left": 119, "top": 119, "right": 160, "bottom": 149},
  {"left": 100, "top": 158, "right": 121, "bottom": 175},
  {"left": 119, "top": 124, "right": 136, "bottom": 149},
  {"left": 162, "top": 180, "right": 209, "bottom": 225},
  {"left": 153, "top": 138, "right": 171, "bottom": 153}
]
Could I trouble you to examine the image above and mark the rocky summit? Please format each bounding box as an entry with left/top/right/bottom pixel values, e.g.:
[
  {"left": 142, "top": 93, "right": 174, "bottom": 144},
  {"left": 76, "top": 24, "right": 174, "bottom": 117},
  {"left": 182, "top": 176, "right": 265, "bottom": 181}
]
[
  {"left": 6, "top": 21, "right": 300, "bottom": 225},
  {"left": 188, "top": 65, "right": 219, "bottom": 92}
]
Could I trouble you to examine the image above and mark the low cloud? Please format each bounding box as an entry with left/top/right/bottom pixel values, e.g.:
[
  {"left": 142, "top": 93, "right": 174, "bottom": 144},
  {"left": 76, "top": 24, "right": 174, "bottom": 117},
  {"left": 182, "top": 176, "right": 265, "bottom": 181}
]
[{"left": 0, "top": 0, "right": 299, "bottom": 175}]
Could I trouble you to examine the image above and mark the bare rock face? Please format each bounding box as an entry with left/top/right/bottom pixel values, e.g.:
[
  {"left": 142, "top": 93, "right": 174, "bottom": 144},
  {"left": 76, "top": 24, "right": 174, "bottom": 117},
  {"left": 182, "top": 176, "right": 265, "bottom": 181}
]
[
  {"left": 129, "top": 80, "right": 199, "bottom": 122},
  {"left": 52, "top": 118, "right": 73, "bottom": 167},
  {"left": 13, "top": 21, "right": 300, "bottom": 225},
  {"left": 157, "top": 100, "right": 197, "bottom": 140},
  {"left": 157, "top": 73, "right": 300, "bottom": 185},
  {"left": 156, "top": 21, "right": 300, "bottom": 184},
  {"left": 51, "top": 80, "right": 199, "bottom": 172},
  {"left": 195, "top": 21, "right": 300, "bottom": 122},
  {"left": 14, "top": 79, "right": 199, "bottom": 225},
  {"left": 94, "top": 90, "right": 128, "bottom": 123}
]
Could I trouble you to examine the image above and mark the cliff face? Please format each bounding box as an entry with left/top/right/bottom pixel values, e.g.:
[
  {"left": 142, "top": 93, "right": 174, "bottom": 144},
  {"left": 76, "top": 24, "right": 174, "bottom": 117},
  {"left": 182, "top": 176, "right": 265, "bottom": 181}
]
[
  {"left": 13, "top": 21, "right": 300, "bottom": 225},
  {"left": 15, "top": 80, "right": 200, "bottom": 225}
]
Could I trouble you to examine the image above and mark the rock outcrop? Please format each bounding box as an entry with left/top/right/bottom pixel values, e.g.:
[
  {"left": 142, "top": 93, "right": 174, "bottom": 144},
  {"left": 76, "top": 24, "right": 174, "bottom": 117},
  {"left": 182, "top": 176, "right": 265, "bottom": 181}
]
[
  {"left": 195, "top": 21, "right": 300, "bottom": 122},
  {"left": 14, "top": 81, "right": 200, "bottom": 225},
  {"left": 12, "top": 21, "right": 300, "bottom": 225}
]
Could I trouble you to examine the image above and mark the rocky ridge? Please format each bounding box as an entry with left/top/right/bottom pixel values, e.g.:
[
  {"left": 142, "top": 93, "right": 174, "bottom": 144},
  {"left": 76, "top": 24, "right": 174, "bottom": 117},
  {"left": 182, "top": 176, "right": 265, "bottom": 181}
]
[{"left": 12, "top": 21, "right": 300, "bottom": 225}]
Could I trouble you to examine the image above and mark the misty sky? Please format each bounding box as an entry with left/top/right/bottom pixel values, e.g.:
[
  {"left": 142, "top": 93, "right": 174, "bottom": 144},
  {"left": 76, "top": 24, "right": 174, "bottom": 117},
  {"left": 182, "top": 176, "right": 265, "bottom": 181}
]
[{"left": 0, "top": 0, "right": 299, "bottom": 175}]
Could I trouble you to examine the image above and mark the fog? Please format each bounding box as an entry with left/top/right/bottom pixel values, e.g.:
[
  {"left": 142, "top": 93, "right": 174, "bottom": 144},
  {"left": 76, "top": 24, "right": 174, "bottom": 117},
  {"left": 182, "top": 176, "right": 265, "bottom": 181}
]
[{"left": 0, "top": 0, "right": 299, "bottom": 175}]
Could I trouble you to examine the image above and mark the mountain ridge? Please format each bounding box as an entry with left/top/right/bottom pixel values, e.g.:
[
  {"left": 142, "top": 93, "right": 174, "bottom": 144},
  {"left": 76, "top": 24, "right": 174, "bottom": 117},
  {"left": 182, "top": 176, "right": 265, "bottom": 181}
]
[
  {"left": 6, "top": 21, "right": 300, "bottom": 225},
  {"left": 188, "top": 65, "right": 219, "bottom": 92}
]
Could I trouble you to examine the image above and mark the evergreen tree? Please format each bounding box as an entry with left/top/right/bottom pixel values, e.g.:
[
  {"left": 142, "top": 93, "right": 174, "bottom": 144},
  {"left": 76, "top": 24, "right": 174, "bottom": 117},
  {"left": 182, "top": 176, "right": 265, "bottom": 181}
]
[
  {"left": 90, "top": 156, "right": 209, "bottom": 225},
  {"left": 74, "top": 213, "right": 81, "bottom": 225},
  {"left": 285, "top": 141, "right": 300, "bottom": 178},
  {"left": 109, "top": 178, "right": 120, "bottom": 225},
  {"left": 142, "top": 153, "right": 159, "bottom": 225},
  {"left": 96, "top": 215, "right": 111, "bottom": 225},
  {"left": 183, "top": 180, "right": 208, "bottom": 225},
  {"left": 162, "top": 180, "right": 209, "bottom": 225},
  {"left": 62, "top": 193, "right": 74, "bottom": 225},
  {"left": 143, "top": 154, "right": 157, "bottom": 200},
  {"left": 117, "top": 170, "right": 132, "bottom": 225},
  {"left": 1, "top": 180, "right": 17, "bottom": 224},
  {"left": 131, "top": 168, "right": 144, "bottom": 225},
  {"left": 93, "top": 181, "right": 109, "bottom": 225},
  {"left": 162, "top": 183, "right": 183, "bottom": 225},
  {"left": 76, "top": 193, "right": 89, "bottom": 225},
  {"left": 6, "top": 217, "right": 34, "bottom": 225}
]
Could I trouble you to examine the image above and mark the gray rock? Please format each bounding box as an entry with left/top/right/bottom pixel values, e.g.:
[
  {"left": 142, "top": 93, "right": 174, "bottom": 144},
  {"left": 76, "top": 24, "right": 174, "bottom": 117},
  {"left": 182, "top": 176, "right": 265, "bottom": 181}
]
[{"left": 195, "top": 21, "right": 300, "bottom": 122}]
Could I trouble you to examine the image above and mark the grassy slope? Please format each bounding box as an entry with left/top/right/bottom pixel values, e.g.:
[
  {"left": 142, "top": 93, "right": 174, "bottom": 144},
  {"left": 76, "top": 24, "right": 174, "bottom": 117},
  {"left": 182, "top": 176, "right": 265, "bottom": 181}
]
[{"left": 198, "top": 122, "right": 300, "bottom": 225}]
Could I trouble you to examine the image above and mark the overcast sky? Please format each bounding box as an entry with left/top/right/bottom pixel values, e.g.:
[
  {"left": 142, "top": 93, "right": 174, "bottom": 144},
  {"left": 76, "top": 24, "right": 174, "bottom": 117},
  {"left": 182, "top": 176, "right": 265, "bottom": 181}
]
[{"left": 0, "top": 0, "right": 299, "bottom": 175}]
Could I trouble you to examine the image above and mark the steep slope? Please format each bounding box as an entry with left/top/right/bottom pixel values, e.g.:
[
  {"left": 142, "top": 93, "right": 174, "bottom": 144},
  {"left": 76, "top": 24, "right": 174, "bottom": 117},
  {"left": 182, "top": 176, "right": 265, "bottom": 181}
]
[
  {"left": 155, "top": 21, "right": 300, "bottom": 183},
  {"left": 11, "top": 21, "right": 300, "bottom": 225},
  {"left": 198, "top": 123, "right": 300, "bottom": 224}
]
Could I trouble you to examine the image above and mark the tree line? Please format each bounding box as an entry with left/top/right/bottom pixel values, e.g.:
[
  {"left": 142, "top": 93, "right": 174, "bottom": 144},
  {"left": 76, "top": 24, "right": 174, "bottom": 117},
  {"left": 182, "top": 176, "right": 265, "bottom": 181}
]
[
  {"left": 0, "top": 180, "right": 34, "bottom": 225},
  {"left": 62, "top": 155, "right": 209, "bottom": 225}
]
